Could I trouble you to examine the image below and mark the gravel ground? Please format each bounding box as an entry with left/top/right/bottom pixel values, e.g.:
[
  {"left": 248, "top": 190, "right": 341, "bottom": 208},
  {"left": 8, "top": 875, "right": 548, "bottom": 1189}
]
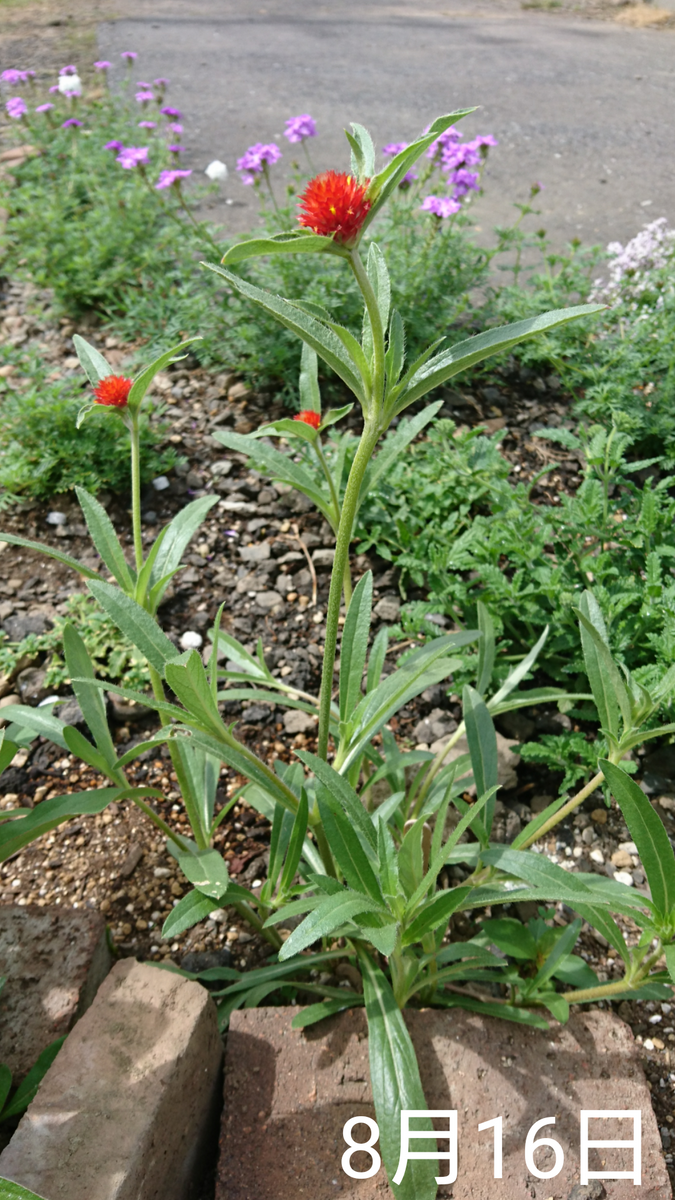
[{"left": 0, "top": 279, "right": 673, "bottom": 1186}]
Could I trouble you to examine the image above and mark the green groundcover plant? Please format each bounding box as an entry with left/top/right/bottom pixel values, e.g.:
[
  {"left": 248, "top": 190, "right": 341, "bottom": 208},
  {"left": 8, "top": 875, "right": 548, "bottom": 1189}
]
[{"left": 0, "top": 116, "right": 673, "bottom": 1200}]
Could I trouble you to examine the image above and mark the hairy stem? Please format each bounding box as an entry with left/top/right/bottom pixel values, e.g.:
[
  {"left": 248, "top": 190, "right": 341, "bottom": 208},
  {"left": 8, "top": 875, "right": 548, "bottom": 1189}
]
[
  {"left": 129, "top": 412, "right": 144, "bottom": 574},
  {"left": 349, "top": 247, "right": 386, "bottom": 414},
  {"left": 519, "top": 768, "right": 606, "bottom": 849},
  {"left": 313, "top": 438, "right": 353, "bottom": 608}
]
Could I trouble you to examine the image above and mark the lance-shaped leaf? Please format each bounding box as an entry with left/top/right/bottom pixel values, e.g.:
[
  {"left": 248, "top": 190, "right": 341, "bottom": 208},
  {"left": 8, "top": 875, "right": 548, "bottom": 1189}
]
[
  {"left": 0, "top": 534, "right": 99, "bottom": 580},
  {"left": 164, "top": 649, "right": 224, "bottom": 735},
  {"left": 298, "top": 751, "right": 377, "bottom": 850},
  {"left": 75, "top": 486, "right": 134, "bottom": 591},
  {"left": 178, "top": 848, "right": 230, "bottom": 900},
  {"left": 396, "top": 306, "right": 604, "bottom": 410},
  {"left": 317, "top": 788, "right": 385, "bottom": 905},
  {"left": 463, "top": 685, "right": 499, "bottom": 838},
  {"left": 278, "top": 890, "right": 385, "bottom": 959},
  {"left": 359, "top": 402, "right": 442, "bottom": 503},
  {"left": 170, "top": 726, "right": 300, "bottom": 817},
  {"left": 339, "top": 571, "right": 373, "bottom": 721},
  {"left": 366, "top": 241, "right": 391, "bottom": 331},
  {"left": 72, "top": 333, "right": 115, "bottom": 384},
  {"left": 476, "top": 601, "right": 495, "bottom": 696},
  {"left": 0, "top": 1179, "right": 50, "bottom": 1200},
  {"left": 299, "top": 342, "right": 321, "bottom": 413},
  {"left": 402, "top": 885, "right": 473, "bottom": 944},
  {"left": 1, "top": 1037, "right": 65, "bottom": 1120},
  {"left": 127, "top": 336, "right": 202, "bottom": 414},
  {"left": 575, "top": 594, "right": 629, "bottom": 737},
  {"left": 601, "top": 759, "right": 675, "bottom": 917},
  {"left": 0, "top": 787, "right": 160, "bottom": 860},
  {"left": 221, "top": 229, "right": 343, "bottom": 268},
  {"left": 149, "top": 495, "right": 219, "bottom": 591},
  {"left": 87, "top": 580, "right": 177, "bottom": 673},
  {"left": 346, "top": 121, "right": 376, "bottom": 180},
  {"left": 212, "top": 430, "right": 333, "bottom": 523},
  {"left": 161, "top": 887, "right": 223, "bottom": 938},
  {"left": 203, "top": 265, "right": 366, "bottom": 403},
  {"left": 572, "top": 904, "right": 631, "bottom": 965},
  {"left": 0, "top": 705, "right": 69, "bottom": 750},
  {"left": 63, "top": 623, "right": 117, "bottom": 768},
  {"left": 359, "top": 951, "right": 437, "bottom": 1200}
]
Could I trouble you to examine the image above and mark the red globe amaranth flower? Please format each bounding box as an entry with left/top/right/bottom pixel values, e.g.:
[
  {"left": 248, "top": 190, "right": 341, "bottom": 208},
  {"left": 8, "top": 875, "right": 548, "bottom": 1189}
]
[
  {"left": 297, "top": 171, "right": 371, "bottom": 245},
  {"left": 294, "top": 410, "right": 321, "bottom": 430},
  {"left": 93, "top": 375, "right": 133, "bottom": 408}
]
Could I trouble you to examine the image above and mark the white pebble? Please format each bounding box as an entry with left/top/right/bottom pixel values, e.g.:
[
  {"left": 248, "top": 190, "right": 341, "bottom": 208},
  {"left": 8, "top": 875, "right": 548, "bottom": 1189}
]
[
  {"left": 613, "top": 869, "right": 634, "bottom": 886},
  {"left": 618, "top": 841, "right": 638, "bottom": 855},
  {"left": 180, "top": 630, "right": 203, "bottom": 650},
  {"left": 649, "top": 1014, "right": 663, "bottom": 1024},
  {"left": 644, "top": 1038, "right": 655, "bottom": 1051},
  {"left": 205, "top": 159, "right": 228, "bottom": 181},
  {"left": 152, "top": 475, "right": 170, "bottom": 491},
  {"left": 46, "top": 511, "right": 67, "bottom": 525},
  {"left": 589, "top": 848, "right": 605, "bottom": 864}
]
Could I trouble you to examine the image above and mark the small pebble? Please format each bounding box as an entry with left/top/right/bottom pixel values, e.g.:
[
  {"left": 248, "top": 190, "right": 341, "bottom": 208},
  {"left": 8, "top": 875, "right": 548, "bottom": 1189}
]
[
  {"left": 180, "top": 630, "right": 203, "bottom": 650},
  {"left": 613, "top": 869, "right": 634, "bottom": 886},
  {"left": 46, "top": 511, "right": 67, "bottom": 526},
  {"left": 589, "top": 848, "right": 604, "bottom": 864},
  {"left": 152, "top": 475, "right": 171, "bottom": 491}
]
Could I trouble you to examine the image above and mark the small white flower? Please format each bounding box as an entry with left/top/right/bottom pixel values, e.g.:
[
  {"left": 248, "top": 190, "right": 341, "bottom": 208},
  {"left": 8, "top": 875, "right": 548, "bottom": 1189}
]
[
  {"left": 205, "top": 159, "right": 227, "bottom": 182},
  {"left": 58, "top": 74, "right": 82, "bottom": 95}
]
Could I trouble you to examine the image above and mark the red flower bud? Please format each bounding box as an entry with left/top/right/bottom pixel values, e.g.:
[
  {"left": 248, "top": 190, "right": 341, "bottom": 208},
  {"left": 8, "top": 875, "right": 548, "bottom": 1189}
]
[
  {"left": 298, "top": 171, "right": 371, "bottom": 245},
  {"left": 93, "top": 375, "right": 133, "bottom": 408},
  {"left": 293, "top": 410, "right": 321, "bottom": 430}
]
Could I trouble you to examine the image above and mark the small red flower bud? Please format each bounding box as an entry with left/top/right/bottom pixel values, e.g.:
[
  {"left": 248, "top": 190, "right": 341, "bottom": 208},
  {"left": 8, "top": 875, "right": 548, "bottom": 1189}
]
[
  {"left": 293, "top": 410, "right": 321, "bottom": 430},
  {"left": 93, "top": 375, "right": 133, "bottom": 408},
  {"left": 298, "top": 171, "right": 371, "bottom": 245}
]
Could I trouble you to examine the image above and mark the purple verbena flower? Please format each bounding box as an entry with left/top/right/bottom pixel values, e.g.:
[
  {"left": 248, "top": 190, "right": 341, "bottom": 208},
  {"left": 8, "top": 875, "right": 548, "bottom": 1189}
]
[
  {"left": 116, "top": 145, "right": 149, "bottom": 169},
  {"left": 170, "top": 123, "right": 183, "bottom": 135},
  {"left": 426, "top": 127, "right": 461, "bottom": 160},
  {"left": 382, "top": 141, "right": 408, "bottom": 157},
  {"left": 49, "top": 85, "right": 60, "bottom": 93},
  {"left": 136, "top": 81, "right": 152, "bottom": 89},
  {"left": 6, "top": 96, "right": 27, "bottom": 120},
  {"left": 160, "top": 105, "right": 181, "bottom": 118},
  {"left": 19, "top": 70, "right": 35, "bottom": 82},
  {"left": 94, "top": 60, "right": 112, "bottom": 71},
  {"left": 121, "top": 51, "right": 138, "bottom": 62},
  {"left": 421, "top": 195, "right": 460, "bottom": 219},
  {"left": 135, "top": 89, "right": 154, "bottom": 104},
  {"left": 153, "top": 77, "right": 170, "bottom": 88},
  {"left": 59, "top": 64, "right": 78, "bottom": 75},
  {"left": 168, "top": 144, "right": 185, "bottom": 154},
  {"left": 283, "top": 114, "right": 317, "bottom": 143},
  {"left": 62, "top": 117, "right": 82, "bottom": 128},
  {"left": 447, "top": 168, "right": 480, "bottom": 199},
  {"left": 105, "top": 139, "right": 124, "bottom": 152},
  {"left": 236, "top": 141, "right": 282, "bottom": 184},
  {"left": 35, "top": 103, "right": 54, "bottom": 113},
  {"left": 138, "top": 120, "right": 157, "bottom": 129},
  {"left": 1, "top": 69, "right": 22, "bottom": 85},
  {"left": 155, "top": 168, "right": 192, "bottom": 189}
]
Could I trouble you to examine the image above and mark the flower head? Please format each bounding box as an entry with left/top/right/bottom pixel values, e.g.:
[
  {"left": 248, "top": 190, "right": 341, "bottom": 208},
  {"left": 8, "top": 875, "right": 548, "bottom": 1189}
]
[
  {"left": 19, "top": 70, "right": 35, "bottom": 82},
  {"left": 421, "top": 195, "right": 460, "bottom": 219},
  {"left": 155, "top": 168, "right": 192, "bottom": 189},
  {"left": 58, "top": 73, "right": 82, "bottom": 95},
  {"left": 236, "top": 141, "right": 282, "bottom": 184},
  {"left": 1, "top": 69, "right": 22, "bottom": 85},
  {"left": 136, "top": 81, "right": 152, "bottom": 89},
  {"left": 382, "top": 141, "right": 407, "bottom": 158},
  {"left": 205, "top": 159, "right": 227, "bottom": 182},
  {"left": 121, "top": 51, "right": 138, "bottom": 62},
  {"left": 6, "top": 96, "right": 27, "bottom": 120},
  {"left": 426, "top": 126, "right": 461, "bottom": 160},
  {"left": 154, "top": 77, "right": 170, "bottom": 88},
  {"left": 135, "top": 89, "right": 154, "bottom": 104},
  {"left": 94, "top": 60, "right": 112, "bottom": 71},
  {"left": 448, "top": 167, "right": 480, "bottom": 199},
  {"left": 59, "top": 64, "right": 78, "bottom": 75},
  {"left": 105, "top": 139, "right": 124, "bottom": 152},
  {"left": 35, "top": 103, "right": 54, "bottom": 113},
  {"left": 93, "top": 375, "right": 133, "bottom": 408},
  {"left": 160, "top": 105, "right": 181, "bottom": 118},
  {"left": 297, "top": 170, "right": 371, "bottom": 244},
  {"left": 116, "top": 145, "right": 149, "bottom": 169},
  {"left": 284, "top": 113, "right": 317, "bottom": 143},
  {"left": 170, "top": 122, "right": 183, "bottom": 135},
  {"left": 168, "top": 144, "right": 185, "bottom": 154},
  {"left": 62, "top": 117, "right": 83, "bottom": 128},
  {"left": 49, "top": 85, "right": 60, "bottom": 94},
  {"left": 293, "top": 410, "right": 321, "bottom": 430},
  {"left": 138, "top": 120, "right": 157, "bottom": 129}
]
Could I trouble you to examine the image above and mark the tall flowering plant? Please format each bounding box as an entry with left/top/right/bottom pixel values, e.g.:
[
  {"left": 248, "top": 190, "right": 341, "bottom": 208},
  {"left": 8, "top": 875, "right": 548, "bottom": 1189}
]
[{"left": 1, "top": 114, "right": 674, "bottom": 1200}]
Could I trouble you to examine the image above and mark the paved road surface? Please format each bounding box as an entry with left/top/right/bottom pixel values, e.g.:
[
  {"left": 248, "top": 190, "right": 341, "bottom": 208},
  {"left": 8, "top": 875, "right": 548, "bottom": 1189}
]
[{"left": 98, "top": 0, "right": 674, "bottom": 255}]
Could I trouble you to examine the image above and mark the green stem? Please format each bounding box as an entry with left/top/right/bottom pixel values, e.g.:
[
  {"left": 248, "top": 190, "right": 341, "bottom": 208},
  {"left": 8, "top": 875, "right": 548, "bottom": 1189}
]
[
  {"left": 131, "top": 794, "right": 188, "bottom": 851},
  {"left": 317, "top": 421, "right": 381, "bottom": 760},
  {"left": 232, "top": 900, "right": 282, "bottom": 950},
  {"left": 518, "top": 768, "right": 607, "bottom": 849},
  {"left": 129, "top": 412, "right": 144, "bottom": 574},
  {"left": 262, "top": 163, "right": 282, "bottom": 223},
  {"left": 563, "top": 943, "right": 662, "bottom": 1005},
  {"left": 176, "top": 191, "right": 222, "bottom": 257},
  {"left": 148, "top": 663, "right": 210, "bottom": 850},
  {"left": 349, "top": 248, "right": 386, "bottom": 415},
  {"left": 313, "top": 438, "right": 352, "bottom": 608}
]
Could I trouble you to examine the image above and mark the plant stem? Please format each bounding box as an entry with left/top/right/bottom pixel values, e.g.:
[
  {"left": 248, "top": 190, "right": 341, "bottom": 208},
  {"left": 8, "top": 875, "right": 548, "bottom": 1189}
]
[
  {"left": 129, "top": 412, "right": 144, "bottom": 573},
  {"left": 131, "top": 794, "right": 188, "bottom": 850},
  {"left": 147, "top": 663, "right": 210, "bottom": 849},
  {"left": 262, "top": 163, "right": 282, "bottom": 223},
  {"left": 313, "top": 438, "right": 352, "bottom": 607},
  {"left": 176, "top": 191, "right": 222, "bottom": 257},
  {"left": 349, "top": 248, "right": 386, "bottom": 415},
  {"left": 519, "top": 768, "right": 606, "bottom": 849},
  {"left": 317, "top": 421, "right": 382, "bottom": 760}
]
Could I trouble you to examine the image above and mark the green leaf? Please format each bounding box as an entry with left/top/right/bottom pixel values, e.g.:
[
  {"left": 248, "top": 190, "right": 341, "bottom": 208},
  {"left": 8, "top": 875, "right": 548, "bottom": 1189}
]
[
  {"left": 63, "top": 725, "right": 114, "bottom": 777},
  {"left": 1, "top": 1037, "right": 64, "bottom": 1119},
  {"left": 480, "top": 848, "right": 594, "bottom": 902},
  {"left": 339, "top": 572, "right": 373, "bottom": 721},
  {"left": 75, "top": 487, "right": 134, "bottom": 591},
  {"left": 253, "top": 417, "right": 318, "bottom": 445},
  {"left": 319, "top": 403, "right": 354, "bottom": 431},
  {"left": 279, "top": 790, "right": 309, "bottom": 896},
  {"left": 476, "top": 918, "right": 537, "bottom": 960},
  {"left": 221, "top": 231, "right": 339, "bottom": 267},
  {"left": 0, "top": 706, "right": 69, "bottom": 750},
  {"left": 150, "top": 496, "right": 219, "bottom": 593},
  {"left": 530, "top": 918, "right": 581, "bottom": 992},
  {"left": 0, "top": 533, "right": 99, "bottom": 580},
  {"left": 366, "top": 242, "right": 391, "bottom": 332},
  {"left": 476, "top": 601, "right": 495, "bottom": 697},
  {"left": 298, "top": 752, "right": 377, "bottom": 850},
  {"left": 278, "top": 891, "right": 384, "bottom": 960},
  {"left": 87, "top": 580, "right": 177, "bottom": 673},
  {"left": 434, "top": 993, "right": 550, "bottom": 1029},
  {"left": 385, "top": 310, "right": 406, "bottom": 391},
  {"left": 571, "top": 904, "right": 630, "bottom": 965},
  {"left": 489, "top": 627, "right": 549, "bottom": 709},
  {"left": 347, "top": 121, "right": 376, "bottom": 179},
  {"left": 0, "top": 787, "right": 158, "bottom": 860},
  {"left": 127, "top": 337, "right": 202, "bottom": 415},
  {"left": 666, "top": 945, "right": 675, "bottom": 986},
  {"left": 161, "top": 887, "right": 221, "bottom": 939},
  {"left": 134, "top": 523, "right": 171, "bottom": 608},
  {"left": 397, "top": 306, "right": 605, "bottom": 410},
  {"left": 171, "top": 727, "right": 300, "bottom": 819},
  {"left": 203, "top": 265, "right": 366, "bottom": 403},
  {"left": 0, "top": 735, "right": 17, "bottom": 776},
  {"left": 63, "top": 624, "right": 117, "bottom": 767},
  {"left": 0, "top": 1065, "right": 12, "bottom": 1115},
  {"left": 402, "top": 887, "right": 473, "bottom": 945},
  {"left": 359, "top": 403, "right": 442, "bottom": 504},
  {"left": 367, "top": 627, "right": 388, "bottom": 693},
  {"left": 463, "top": 684, "right": 498, "bottom": 836},
  {"left": 299, "top": 342, "right": 321, "bottom": 413},
  {"left": 0, "top": 1180, "right": 49, "bottom": 1200},
  {"left": 164, "top": 650, "right": 224, "bottom": 735},
  {"left": 575, "top": 594, "right": 630, "bottom": 736},
  {"left": 211, "top": 430, "right": 333, "bottom": 524},
  {"left": 72, "top": 333, "right": 114, "bottom": 385},
  {"left": 291, "top": 996, "right": 363, "bottom": 1028},
  {"left": 178, "top": 848, "right": 230, "bottom": 900},
  {"left": 359, "top": 951, "right": 437, "bottom": 1200},
  {"left": 317, "top": 789, "right": 385, "bottom": 904},
  {"left": 601, "top": 760, "right": 675, "bottom": 916}
]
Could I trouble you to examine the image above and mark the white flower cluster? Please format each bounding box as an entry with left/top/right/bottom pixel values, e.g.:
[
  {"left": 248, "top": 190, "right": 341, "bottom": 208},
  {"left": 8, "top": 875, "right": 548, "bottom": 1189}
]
[{"left": 590, "top": 218, "right": 675, "bottom": 308}]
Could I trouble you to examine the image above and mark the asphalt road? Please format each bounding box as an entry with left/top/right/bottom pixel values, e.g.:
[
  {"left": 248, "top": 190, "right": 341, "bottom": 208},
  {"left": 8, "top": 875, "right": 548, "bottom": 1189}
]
[{"left": 97, "top": 0, "right": 674, "bottom": 255}]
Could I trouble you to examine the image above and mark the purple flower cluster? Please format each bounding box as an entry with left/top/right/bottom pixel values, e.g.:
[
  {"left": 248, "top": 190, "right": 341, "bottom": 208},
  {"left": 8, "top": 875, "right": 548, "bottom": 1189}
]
[
  {"left": 2, "top": 68, "right": 34, "bottom": 85},
  {"left": 62, "top": 117, "right": 82, "bottom": 129},
  {"left": 421, "top": 195, "right": 461, "bottom": 219},
  {"left": 105, "top": 140, "right": 124, "bottom": 153},
  {"left": 236, "top": 141, "right": 282, "bottom": 184},
  {"left": 60, "top": 65, "right": 78, "bottom": 76},
  {"left": 160, "top": 105, "right": 181, "bottom": 119},
  {"left": 155, "top": 168, "right": 192, "bottom": 190},
  {"left": 284, "top": 114, "right": 317, "bottom": 143},
  {"left": 421, "top": 128, "right": 497, "bottom": 212},
  {"left": 94, "top": 60, "right": 112, "bottom": 71},
  {"left": 35, "top": 103, "right": 54, "bottom": 114},
  {"left": 121, "top": 51, "right": 137, "bottom": 62},
  {"left": 138, "top": 120, "right": 157, "bottom": 129},
  {"left": 590, "top": 218, "right": 675, "bottom": 306},
  {"left": 5, "top": 97, "right": 27, "bottom": 120},
  {"left": 135, "top": 89, "right": 154, "bottom": 105},
  {"left": 116, "top": 145, "right": 149, "bottom": 169}
]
